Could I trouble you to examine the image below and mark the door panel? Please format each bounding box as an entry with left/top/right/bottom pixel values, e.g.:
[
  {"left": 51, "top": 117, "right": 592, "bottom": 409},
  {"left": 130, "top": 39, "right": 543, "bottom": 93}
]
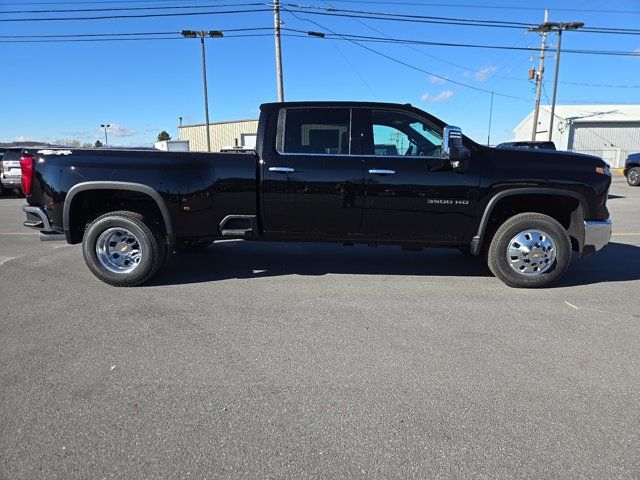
[
  {"left": 358, "top": 108, "right": 481, "bottom": 242},
  {"left": 261, "top": 108, "right": 364, "bottom": 236},
  {"left": 361, "top": 157, "right": 480, "bottom": 241}
]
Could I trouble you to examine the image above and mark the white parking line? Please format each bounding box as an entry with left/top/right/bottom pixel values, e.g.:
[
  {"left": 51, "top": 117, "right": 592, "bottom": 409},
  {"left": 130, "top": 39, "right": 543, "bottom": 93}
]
[{"left": 0, "top": 256, "right": 19, "bottom": 265}]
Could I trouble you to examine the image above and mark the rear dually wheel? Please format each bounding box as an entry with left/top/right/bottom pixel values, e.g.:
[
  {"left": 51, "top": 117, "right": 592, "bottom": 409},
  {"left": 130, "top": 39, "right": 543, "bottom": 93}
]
[{"left": 82, "top": 211, "right": 167, "bottom": 287}]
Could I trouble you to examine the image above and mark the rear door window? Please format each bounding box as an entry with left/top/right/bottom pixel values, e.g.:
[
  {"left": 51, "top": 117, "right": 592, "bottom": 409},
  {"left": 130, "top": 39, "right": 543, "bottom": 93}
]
[{"left": 282, "top": 109, "right": 350, "bottom": 155}]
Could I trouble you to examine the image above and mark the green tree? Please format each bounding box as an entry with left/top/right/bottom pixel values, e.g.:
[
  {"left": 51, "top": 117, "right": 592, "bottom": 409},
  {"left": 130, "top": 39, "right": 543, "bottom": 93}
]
[
  {"left": 157, "top": 131, "right": 171, "bottom": 142},
  {"left": 95, "top": 140, "right": 103, "bottom": 148}
]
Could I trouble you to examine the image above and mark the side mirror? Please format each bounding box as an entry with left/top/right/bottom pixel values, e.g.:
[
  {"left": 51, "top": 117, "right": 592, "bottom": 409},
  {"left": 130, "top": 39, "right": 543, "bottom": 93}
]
[{"left": 443, "top": 125, "right": 470, "bottom": 172}]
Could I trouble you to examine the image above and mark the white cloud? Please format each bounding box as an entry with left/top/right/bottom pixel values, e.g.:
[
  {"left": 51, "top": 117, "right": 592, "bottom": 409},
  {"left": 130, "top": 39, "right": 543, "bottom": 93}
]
[
  {"left": 475, "top": 66, "right": 497, "bottom": 83},
  {"left": 421, "top": 90, "right": 455, "bottom": 103},
  {"left": 105, "top": 124, "right": 137, "bottom": 137},
  {"left": 428, "top": 75, "right": 446, "bottom": 85},
  {"left": 60, "top": 130, "right": 93, "bottom": 139}
]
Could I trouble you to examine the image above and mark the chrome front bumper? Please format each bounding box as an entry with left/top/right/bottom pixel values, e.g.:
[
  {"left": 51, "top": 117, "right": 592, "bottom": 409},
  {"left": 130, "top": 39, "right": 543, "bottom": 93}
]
[
  {"left": 584, "top": 218, "right": 612, "bottom": 253},
  {"left": 22, "top": 205, "right": 66, "bottom": 241}
]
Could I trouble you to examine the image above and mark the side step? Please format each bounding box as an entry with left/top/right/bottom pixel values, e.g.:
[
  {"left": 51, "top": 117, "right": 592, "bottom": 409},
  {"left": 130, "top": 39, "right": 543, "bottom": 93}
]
[{"left": 219, "top": 215, "right": 258, "bottom": 237}]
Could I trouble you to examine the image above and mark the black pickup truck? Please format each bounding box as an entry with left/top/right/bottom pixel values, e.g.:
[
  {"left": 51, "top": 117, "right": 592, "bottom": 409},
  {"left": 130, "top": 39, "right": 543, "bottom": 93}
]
[{"left": 21, "top": 101, "right": 612, "bottom": 288}]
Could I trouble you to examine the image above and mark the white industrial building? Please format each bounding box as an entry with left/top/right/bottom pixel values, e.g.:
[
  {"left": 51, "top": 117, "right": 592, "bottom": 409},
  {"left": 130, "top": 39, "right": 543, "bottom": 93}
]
[
  {"left": 178, "top": 119, "right": 258, "bottom": 152},
  {"left": 513, "top": 104, "right": 640, "bottom": 167}
]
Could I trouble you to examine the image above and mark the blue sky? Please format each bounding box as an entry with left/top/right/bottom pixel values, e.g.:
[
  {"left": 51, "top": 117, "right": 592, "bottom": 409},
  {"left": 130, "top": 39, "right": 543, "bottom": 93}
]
[{"left": 0, "top": 0, "right": 638, "bottom": 146}]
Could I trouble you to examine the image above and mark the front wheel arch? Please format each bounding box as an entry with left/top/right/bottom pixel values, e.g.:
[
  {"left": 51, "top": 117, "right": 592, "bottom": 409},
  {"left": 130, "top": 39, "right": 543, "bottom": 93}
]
[{"left": 470, "top": 189, "right": 586, "bottom": 255}]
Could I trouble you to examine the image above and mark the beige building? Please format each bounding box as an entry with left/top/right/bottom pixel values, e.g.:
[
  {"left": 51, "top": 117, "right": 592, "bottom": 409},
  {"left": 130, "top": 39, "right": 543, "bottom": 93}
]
[{"left": 178, "top": 119, "right": 258, "bottom": 152}]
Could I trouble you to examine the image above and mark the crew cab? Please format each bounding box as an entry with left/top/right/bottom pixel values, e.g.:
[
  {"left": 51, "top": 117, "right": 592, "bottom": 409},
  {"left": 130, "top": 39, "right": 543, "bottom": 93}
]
[{"left": 20, "top": 101, "right": 612, "bottom": 288}]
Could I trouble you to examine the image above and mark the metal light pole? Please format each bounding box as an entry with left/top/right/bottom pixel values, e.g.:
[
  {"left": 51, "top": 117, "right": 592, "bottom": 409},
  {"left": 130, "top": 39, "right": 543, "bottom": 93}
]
[
  {"left": 100, "top": 124, "right": 110, "bottom": 145},
  {"left": 181, "top": 29, "right": 223, "bottom": 152},
  {"left": 273, "top": 0, "right": 284, "bottom": 102},
  {"left": 530, "top": 9, "right": 549, "bottom": 141},
  {"left": 529, "top": 21, "right": 584, "bottom": 142}
]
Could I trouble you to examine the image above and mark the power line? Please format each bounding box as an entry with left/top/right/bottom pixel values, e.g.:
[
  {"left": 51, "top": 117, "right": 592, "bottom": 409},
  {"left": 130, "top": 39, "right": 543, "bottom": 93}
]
[
  {"left": 281, "top": 3, "right": 640, "bottom": 35},
  {"left": 0, "top": 33, "right": 275, "bottom": 43},
  {"left": 0, "top": 0, "right": 237, "bottom": 4},
  {"left": 0, "top": 2, "right": 264, "bottom": 14},
  {"left": 296, "top": 1, "right": 640, "bottom": 15},
  {"left": 0, "top": 7, "right": 271, "bottom": 22},
  {"left": 3, "top": 25, "right": 635, "bottom": 58},
  {"left": 0, "top": 27, "right": 273, "bottom": 38},
  {"left": 281, "top": 5, "right": 533, "bottom": 102},
  {"left": 304, "top": 31, "right": 640, "bottom": 57},
  {"left": 3, "top": 1, "right": 640, "bottom": 36}
]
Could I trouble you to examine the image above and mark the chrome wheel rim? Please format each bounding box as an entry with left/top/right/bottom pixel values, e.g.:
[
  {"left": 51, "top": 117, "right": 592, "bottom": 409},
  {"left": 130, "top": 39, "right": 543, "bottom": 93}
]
[
  {"left": 96, "top": 227, "right": 143, "bottom": 274},
  {"left": 506, "top": 229, "right": 556, "bottom": 276},
  {"left": 630, "top": 170, "right": 639, "bottom": 184}
]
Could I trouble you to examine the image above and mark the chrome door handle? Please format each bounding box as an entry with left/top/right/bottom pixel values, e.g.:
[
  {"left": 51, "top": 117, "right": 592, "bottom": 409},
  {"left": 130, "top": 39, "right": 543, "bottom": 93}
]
[
  {"left": 269, "top": 166, "right": 295, "bottom": 173},
  {"left": 368, "top": 169, "right": 396, "bottom": 175}
]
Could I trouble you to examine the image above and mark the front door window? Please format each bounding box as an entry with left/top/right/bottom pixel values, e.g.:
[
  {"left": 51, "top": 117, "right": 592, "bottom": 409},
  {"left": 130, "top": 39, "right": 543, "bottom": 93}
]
[{"left": 371, "top": 110, "right": 443, "bottom": 157}]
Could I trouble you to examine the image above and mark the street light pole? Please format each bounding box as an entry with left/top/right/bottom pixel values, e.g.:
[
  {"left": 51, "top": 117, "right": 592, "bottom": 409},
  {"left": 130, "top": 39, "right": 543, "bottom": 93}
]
[
  {"left": 100, "top": 124, "right": 110, "bottom": 146},
  {"left": 181, "top": 30, "right": 223, "bottom": 152},
  {"left": 199, "top": 33, "right": 212, "bottom": 152},
  {"left": 528, "top": 20, "right": 584, "bottom": 143}
]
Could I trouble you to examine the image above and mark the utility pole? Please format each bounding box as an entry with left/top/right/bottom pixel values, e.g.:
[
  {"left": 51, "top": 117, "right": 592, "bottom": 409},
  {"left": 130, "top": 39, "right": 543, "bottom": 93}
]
[
  {"left": 100, "top": 124, "right": 110, "bottom": 146},
  {"left": 181, "top": 29, "right": 223, "bottom": 152},
  {"left": 487, "top": 91, "right": 494, "bottom": 146},
  {"left": 530, "top": 9, "right": 548, "bottom": 141},
  {"left": 529, "top": 20, "right": 584, "bottom": 142},
  {"left": 273, "top": 0, "right": 284, "bottom": 102}
]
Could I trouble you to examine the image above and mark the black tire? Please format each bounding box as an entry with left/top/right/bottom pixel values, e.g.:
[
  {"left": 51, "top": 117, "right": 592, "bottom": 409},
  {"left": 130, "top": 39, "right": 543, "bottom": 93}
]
[
  {"left": 82, "top": 211, "right": 167, "bottom": 287},
  {"left": 627, "top": 167, "right": 640, "bottom": 186},
  {"left": 487, "top": 212, "right": 571, "bottom": 288},
  {"left": 174, "top": 239, "right": 214, "bottom": 252}
]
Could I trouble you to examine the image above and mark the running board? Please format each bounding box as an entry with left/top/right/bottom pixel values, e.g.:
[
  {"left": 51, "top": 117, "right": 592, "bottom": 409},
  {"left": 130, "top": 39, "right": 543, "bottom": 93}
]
[{"left": 219, "top": 215, "right": 257, "bottom": 237}]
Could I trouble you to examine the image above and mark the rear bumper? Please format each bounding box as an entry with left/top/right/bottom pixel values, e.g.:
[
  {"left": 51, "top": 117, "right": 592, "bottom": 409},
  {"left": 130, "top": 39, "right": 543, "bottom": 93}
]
[
  {"left": 582, "top": 218, "right": 612, "bottom": 257},
  {"left": 1, "top": 176, "right": 21, "bottom": 188},
  {"left": 22, "top": 205, "right": 66, "bottom": 241}
]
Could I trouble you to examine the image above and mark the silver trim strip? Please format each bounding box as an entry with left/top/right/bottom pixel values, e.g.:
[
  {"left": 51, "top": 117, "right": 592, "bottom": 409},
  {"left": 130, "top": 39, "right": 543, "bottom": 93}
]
[
  {"left": 22, "top": 205, "right": 52, "bottom": 231},
  {"left": 584, "top": 219, "right": 612, "bottom": 252},
  {"left": 268, "top": 166, "right": 295, "bottom": 173},
  {"left": 368, "top": 169, "right": 396, "bottom": 175}
]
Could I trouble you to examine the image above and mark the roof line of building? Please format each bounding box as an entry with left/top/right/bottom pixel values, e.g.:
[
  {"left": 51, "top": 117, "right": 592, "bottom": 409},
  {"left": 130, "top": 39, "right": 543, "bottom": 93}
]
[{"left": 179, "top": 119, "right": 258, "bottom": 128}]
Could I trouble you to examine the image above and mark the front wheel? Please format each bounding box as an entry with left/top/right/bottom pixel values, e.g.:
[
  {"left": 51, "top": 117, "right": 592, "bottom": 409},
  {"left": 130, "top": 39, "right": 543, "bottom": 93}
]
[
  {"left": 627, "top": 167, "right": 640, "bottom": 186},
  {"left": 487, "top": 212, "right": 571, "bottom": 288},
  {"left": 82, "top": 211, "right": 167, "bottom": 287}
]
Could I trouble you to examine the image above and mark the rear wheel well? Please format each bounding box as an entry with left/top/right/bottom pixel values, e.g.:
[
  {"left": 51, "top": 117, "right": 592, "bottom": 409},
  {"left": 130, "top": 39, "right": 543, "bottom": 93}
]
[
  {"left": 67, "top": 189, "right": 167, "bottom": 244},
  {"left": 481, "top": 194, "right": 582, "bottom": 252}
]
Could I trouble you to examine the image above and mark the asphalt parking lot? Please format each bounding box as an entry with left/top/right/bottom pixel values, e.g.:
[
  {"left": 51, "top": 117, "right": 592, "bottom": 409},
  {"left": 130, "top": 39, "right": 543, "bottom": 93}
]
[{"left": 1, "top": 176, "right": 638, "bottom": 479}]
